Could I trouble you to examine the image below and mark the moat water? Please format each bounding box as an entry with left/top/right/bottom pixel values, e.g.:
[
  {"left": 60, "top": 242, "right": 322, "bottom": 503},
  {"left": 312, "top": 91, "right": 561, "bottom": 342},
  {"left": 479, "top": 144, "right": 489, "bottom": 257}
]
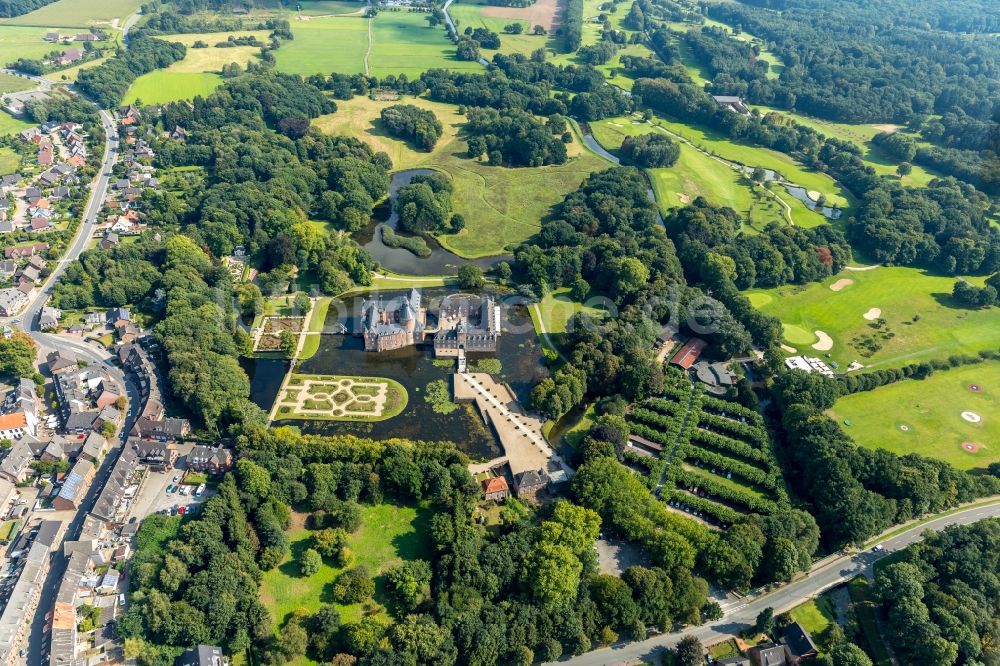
[
  {"left": 357, "top": 169, "right": 511, "bottom": 276},
  {"left": 248, "top": 287, "right": 549, "bottom": 461}
]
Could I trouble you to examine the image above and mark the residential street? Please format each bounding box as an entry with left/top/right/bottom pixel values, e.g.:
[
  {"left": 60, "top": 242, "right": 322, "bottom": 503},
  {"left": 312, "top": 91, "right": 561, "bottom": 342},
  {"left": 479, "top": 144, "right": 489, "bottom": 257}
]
[{"left": 550, "top": 500, "right": 1000, "bottom": 666}]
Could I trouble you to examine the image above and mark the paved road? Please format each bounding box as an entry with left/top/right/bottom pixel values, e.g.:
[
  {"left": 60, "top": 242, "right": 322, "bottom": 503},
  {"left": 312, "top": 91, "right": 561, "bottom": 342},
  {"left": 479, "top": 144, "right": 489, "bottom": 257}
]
[{"left": 550, "top": 501, "right": 1000, "bottom": 666}]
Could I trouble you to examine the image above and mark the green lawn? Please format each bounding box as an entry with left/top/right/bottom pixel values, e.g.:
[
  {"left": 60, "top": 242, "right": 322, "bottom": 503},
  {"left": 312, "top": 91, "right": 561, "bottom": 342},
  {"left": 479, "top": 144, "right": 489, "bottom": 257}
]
[
  {"left": 0, "top": 0, "right": 141, "bottom": 27},
  {"left": 122, "top": 71, "right": 222, "bottom": 105},
  {"left": 788, "top": 596, "right": 836, "bottom": 645},
  {"left": 0, "top": 26, "right": 82, "bottom": 65},
  {"left": 536, "top": 287, "right": 607, "bottom": 335},
  {"left": 748, "top": 266, "right": 999, "bottom": 369},
  {"left": 315, "top": 95, "right": 606, "bottom": 257},
  {"left": 274, "top": 15, "right": 369, "bottom": 75},
  {"left": 591, "top": 116, "right": 826, "bottom": 230},
  {"left": 0, "top": 110, "right": 31, "bottom": 137},
  {"left": 296, "top": 0, "right": 367, "bottom": 15},
  {"left": 0, "top": 72, "right": 32, "bottom": 93},
  {"left": 0, "top": 148, "right": 21, "bottom": 174},
  {"left": 368, "top": 11, "right": 481, "bottom": 79},
  {"left": 830, "top": 362, "right": 1000, "bottom": 470},
  {"left": 750, "top": 105, "right": 941, "bottom": 187},
  {"left": 122, "top": 31, "right": 269, "bottom": 103},
  {"left": 648, "top": 114, "right": 852, "bottom": 209},
  {"left": 446, "top": 2, "right": 543, "bottom": 58},
  {"left": 259, "top": 504, "right": 431, "bottom": 629}
]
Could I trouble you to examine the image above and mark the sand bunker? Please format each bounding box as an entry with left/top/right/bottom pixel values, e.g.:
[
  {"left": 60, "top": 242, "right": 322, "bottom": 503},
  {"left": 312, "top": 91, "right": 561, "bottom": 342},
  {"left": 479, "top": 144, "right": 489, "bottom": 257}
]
[
  {"left": 806, "top": 190, "right": 822, "bottom": 202},
  {"left": 863, "top": 307, "right": 882, "bottom": 321},
  {"left": 676, "top": 193, "right": 691, "bottom": 204},
  {"left": 780, "top": 344, "right": 797, "bottom": 354},
  {"left": 871, "top": 124, "right": 899, "bottom": 133},
  {"left": 961, "top": 411, "right": 983, "bottom": 423},
  {"left": 811, "top": 330, "right": 833, "bottom": 351},
  {"left": 830, "top": 278, "right": 854, "bottom": 292}
]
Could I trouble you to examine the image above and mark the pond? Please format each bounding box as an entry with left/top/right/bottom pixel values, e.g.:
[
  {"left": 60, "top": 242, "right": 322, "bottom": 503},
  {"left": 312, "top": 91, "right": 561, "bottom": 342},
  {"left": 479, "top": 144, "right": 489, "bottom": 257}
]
[
  {"left": 252, "top": 287, "right": 550, "bottom": 461},
  {"left": 246, "top": 357, "right": 290, "bottom": 414},
  {"left": 784, "top": 185, "right": 843, "bottom": 220},
  {"left": 358, "top": 169, "right": 511, "bottom": 276}
]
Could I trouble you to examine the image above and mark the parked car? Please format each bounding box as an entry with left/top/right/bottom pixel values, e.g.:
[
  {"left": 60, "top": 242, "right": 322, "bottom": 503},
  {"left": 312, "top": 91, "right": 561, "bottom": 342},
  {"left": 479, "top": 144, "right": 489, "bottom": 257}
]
[
  {"left": 177, "top": 506, "right": 186, "bottom": 515},
  {"left": 165, "top": 485, "right": 175, "bottom": 494}
]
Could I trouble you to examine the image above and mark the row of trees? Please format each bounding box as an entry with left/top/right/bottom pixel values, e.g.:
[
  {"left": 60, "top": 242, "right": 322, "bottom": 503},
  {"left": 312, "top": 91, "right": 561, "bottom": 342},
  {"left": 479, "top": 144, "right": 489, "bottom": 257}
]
[{"left": 76, "top": 37, "right": 187, "bottom": 107}]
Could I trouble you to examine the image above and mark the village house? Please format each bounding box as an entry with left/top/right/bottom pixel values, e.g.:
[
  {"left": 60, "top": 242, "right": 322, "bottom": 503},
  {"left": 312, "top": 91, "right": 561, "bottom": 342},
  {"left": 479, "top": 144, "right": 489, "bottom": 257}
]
[
  {"left": 132, "top": 439, "right": 179, "bottom": 470},
  {"left": 46, "top": 350, "right": 79, "bottom": 375},
  {"left": 0, "top": 288, "right": 28, "bottom": 316},
  {"left": 187, "top": 445, "right": 233, "bottom": 474},
  {"left": 512, "top": 469, "right": 548, "bottom": 501},
  {"left": 481, "top": 476, "right": 510, "bottom": 502},
  {"left": 39, "top": 306, "right": 61, "bottom": 331},
  {"left": 52, "top": 458, "right": 95, "bottom": 511}
]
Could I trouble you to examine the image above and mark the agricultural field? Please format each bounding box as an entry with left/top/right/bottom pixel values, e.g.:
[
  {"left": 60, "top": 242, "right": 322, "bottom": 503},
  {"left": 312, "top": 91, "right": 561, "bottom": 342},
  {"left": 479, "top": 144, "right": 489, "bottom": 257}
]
[
  {"left": 274, "top": 15, "right": 369, "bottom": 75},
  {"left": 274, "top": 373, "right": 409, "bottom": 422},
  {"left": 0, "top": 72, "right": 33, "bottom": 93},
  {"left": 294, "top": 0, "right": 367, "bottom": 15},
  {"left": 747, "top": 266, "right": 1000, "bottom": 369},
  {"left": 368, "top": 11, "right": 481, "bottom": 78},
  {"left": 446, "top": 2, "right": 547, "bottom": 58},
  {"left": 626, "top": 378, "right": 787, "bottom": 527},
  {"left": 829, "top": 362, "right": 1000, "bottom": 471},
  {"left": 591, "top": 115, "right": 826, "bottom": 230},
  {"left": 122, "top": 31, "right": 268, "bottom": 104},
  {"left": 260, "top": 504, "right": 431, "bottom": 633},
  {"left": 0, "top": 0, "right": 141, "bottom": 27},
  {"left": 314, "top": 95, "right": 605, "bottom": 257}
]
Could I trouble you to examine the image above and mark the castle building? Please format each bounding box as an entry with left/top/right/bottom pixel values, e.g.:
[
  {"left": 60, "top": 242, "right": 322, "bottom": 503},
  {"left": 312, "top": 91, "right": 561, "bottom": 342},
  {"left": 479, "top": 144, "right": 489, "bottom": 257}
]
[
  {"left": 360, "top": 289, "right": 424, "bottom": 352},
  {"left": 433, "top": 294, "right": 500, "bottom": 357}
]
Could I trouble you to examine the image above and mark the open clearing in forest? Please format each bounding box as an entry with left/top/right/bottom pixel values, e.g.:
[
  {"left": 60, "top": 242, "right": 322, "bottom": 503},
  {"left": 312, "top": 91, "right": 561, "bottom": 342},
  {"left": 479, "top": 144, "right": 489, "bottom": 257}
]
[
  {"left": 260, "top": 504, "right": 431, "bottom": 631},
  {"left": 446, "top": 1, "right": 550, "bottom": 58},
  {"left": 829, "top": 362, "right": 1000, "bottom": 470},
  {"left": 0, "top": 0, "right": 141, "bottom": 27},
  {"left": 314, "top": 95, "right": 606, "bottom": 257},
  {"left": 747, "top": 266, "right": 1000, "bottom": 369},
  {"left": 122, "top": 31, "right": 269, "bottom": 104}
]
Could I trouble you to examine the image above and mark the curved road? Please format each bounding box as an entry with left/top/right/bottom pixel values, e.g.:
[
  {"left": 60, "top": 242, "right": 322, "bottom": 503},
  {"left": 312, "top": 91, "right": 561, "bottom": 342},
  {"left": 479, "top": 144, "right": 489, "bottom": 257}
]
[{"left": 549, "top": 499, "right": 1000, "bottom": 666}]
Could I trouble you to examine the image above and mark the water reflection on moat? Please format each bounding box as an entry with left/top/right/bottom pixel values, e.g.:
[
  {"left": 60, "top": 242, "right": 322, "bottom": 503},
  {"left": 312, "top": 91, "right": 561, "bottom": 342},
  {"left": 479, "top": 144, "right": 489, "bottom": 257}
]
[{"left": 249, "top": 287, "right": 549, "bottom": 461}]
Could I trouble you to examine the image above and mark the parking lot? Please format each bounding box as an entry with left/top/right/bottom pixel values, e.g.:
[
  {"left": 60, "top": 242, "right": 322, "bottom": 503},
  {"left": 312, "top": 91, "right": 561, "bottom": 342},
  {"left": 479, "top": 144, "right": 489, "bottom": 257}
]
[{"left": 125, "top": 449, "right": 214, "bottom": 522}]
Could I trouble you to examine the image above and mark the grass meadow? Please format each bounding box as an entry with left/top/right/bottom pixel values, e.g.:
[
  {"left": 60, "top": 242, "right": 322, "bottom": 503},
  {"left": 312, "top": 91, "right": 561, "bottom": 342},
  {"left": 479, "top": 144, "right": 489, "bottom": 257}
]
[
  {"left": 274, "top": 15, "right": 369, "bottom": 75},
  {"left": 0, "top": 72, "right": 33, "bottom": 93},
  {"left": 122, "top": 31, "right": 269, "bottom": 104},
  {"left": 368, "top": 11, "right": 481, "bottom": 78},
  {"left": 259, "top": 504, "right": 431, "bottom": 632},
  {"left": 747, "top": 266, "right": 1000, "bottom": 369},
  {"left": 0, "top": 0, "right": 141, "bottom": 27},
  {"left": 751, "top": 105, "right": 941, "bottom": 187},
  {"left": 314, "top": 95, "right": 606, "bottom": 257},
  {"left": 649, "top": 114, "right": 852, "bottom": 209},
  {"left": 0, "top": 111, "right": 31, "bottom": 137},
  {"left": 446, "top": 1, "right": 553, "bottom": 58},
  {"left": 829, "top": 362, "right": 1000, "bottom": 470},
  {"left": 0, "top": 148, "right": 21, "bottom": 174},
  {"left": 0, "top": 26, "right": 81, "bottom": 65},
  {"left": 591, "top": 116, "right": 819, "bottom": 230}
]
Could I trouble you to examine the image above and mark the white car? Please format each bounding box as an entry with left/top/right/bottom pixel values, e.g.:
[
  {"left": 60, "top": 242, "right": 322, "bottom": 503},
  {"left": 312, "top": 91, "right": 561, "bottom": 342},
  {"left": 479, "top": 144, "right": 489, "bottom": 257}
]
[{"left": 872, "top": 544, "right": 885, "bottom": 552}]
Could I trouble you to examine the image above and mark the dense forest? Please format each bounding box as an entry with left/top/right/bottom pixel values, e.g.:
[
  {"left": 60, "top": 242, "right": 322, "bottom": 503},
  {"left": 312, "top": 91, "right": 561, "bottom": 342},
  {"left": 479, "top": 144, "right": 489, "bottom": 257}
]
[
  {"left": 0, "top": 0, "right": 53, "bottom": 16},
  {"left": 702, "top": 0, "right": 1000, "bottom": 123},
  {"left": 874, "top": 519, "right": 1000, "bottom": 665}
]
